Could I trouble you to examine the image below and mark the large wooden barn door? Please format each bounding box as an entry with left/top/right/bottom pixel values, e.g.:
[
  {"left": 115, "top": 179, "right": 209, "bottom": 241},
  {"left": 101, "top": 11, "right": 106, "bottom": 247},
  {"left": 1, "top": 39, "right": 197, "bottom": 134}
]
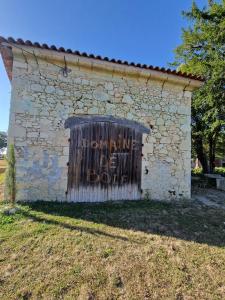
[{"left": 65, "top": 116, "right": 150, "bottom": 202}]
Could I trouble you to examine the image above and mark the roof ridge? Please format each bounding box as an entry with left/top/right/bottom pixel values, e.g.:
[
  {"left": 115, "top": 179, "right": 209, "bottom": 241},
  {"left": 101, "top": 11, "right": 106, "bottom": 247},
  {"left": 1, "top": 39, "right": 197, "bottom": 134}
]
[{"left": 0, "top": 36, "right": 204, "bottom": 81}]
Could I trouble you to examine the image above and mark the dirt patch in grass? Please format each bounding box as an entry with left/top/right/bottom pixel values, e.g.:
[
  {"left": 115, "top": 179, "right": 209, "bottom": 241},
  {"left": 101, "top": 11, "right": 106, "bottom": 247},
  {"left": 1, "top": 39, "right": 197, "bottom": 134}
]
[
  {"left": 0, "top": 159, "right": 7, "bottom": 171},
  {"left": 0, "top": 159, "right": 7, "bottom": 166},
  {"left": 0, "top": 200, "right": 225, "bottom": 299}
]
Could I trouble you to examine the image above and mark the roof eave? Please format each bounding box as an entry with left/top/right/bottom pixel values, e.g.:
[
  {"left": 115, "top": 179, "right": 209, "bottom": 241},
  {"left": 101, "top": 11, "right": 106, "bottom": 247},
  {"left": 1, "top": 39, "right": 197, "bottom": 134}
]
[
  {"left": 0, "top": 43, "right": 13, "bottom": 81},
  {"left": 0, "top": 36, "right": 204, "bottom": 87}
]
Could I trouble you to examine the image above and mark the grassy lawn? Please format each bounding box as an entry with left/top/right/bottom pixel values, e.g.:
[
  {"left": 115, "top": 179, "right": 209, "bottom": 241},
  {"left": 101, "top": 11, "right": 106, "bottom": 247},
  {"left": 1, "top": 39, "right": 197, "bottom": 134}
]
[{"left": 1, "top": 200, "right": 225, "bottom": 299}]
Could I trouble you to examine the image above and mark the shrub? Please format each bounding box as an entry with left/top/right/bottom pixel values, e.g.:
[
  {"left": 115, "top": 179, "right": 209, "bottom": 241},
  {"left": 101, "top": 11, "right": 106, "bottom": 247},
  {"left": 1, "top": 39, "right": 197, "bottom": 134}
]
[
  {"left": 191, "top": 168, "right": 203, "bottom": 176},
  {"left": 5, "top": 144, "right": 16, "bottom": 204},
  {"left": 214, "top": 167, "right": 225, "bottom": 176}
]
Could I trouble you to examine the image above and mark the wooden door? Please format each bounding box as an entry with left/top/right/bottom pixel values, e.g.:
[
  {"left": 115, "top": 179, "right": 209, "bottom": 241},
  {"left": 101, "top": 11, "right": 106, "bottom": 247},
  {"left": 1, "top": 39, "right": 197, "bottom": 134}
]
[{"left": 65, "top": 116, "right": 149, "bottom": 202}]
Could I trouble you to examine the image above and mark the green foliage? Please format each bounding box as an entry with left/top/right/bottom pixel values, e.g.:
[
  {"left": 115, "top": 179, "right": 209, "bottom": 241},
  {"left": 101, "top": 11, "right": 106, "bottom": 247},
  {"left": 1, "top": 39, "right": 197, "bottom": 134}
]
[
  {"left": 214, "top": 167, "right": 225, "bottom": 175},
  {"left": 191, "top": 167, "right": 203, "bottom": 176},
  {"left": 102, "top": 247, "right": 115, "bottom": 258},
  {"left": 0, "top": 131, "right": 7, "bottom": 149},
  {"left": 216, "top": 132, "right": 225, "bottom": 158},
  {"left": 5, "top": 144, "right": 16, "bottom": 204},
  {"left": 0, "top": 172, "right": 5, "bottom": 185},
  {"left": 173, "top": 1, "right": 225, "bottom": 173},
  {"left": 192, "top": 167, "right": 225, "bottom": 176},
  {"left": 0, "top": 214, "right": 15, "bottom": 225},
  {"left": 0, "top": 206, "right": 24, "bottom": 226}
]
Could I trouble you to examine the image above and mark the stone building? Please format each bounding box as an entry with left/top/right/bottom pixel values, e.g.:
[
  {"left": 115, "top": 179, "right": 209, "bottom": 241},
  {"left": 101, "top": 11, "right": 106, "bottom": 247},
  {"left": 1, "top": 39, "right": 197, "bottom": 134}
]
[{"left": 0, "top": 37, "right": 202, "bottom": 202}]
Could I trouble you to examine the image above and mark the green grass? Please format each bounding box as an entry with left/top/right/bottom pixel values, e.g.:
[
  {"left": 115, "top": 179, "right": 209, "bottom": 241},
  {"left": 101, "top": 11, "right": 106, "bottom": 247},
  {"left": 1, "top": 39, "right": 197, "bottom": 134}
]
[{"left": 1, "top": 200, "right": 225, "bottom": 299}]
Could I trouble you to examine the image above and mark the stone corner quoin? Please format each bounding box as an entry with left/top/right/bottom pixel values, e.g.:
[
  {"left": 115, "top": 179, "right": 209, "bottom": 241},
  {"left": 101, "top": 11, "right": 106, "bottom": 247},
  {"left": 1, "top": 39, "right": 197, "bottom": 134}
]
[{"left": 0, "top": 41, "right": 202, "bottom": 202}]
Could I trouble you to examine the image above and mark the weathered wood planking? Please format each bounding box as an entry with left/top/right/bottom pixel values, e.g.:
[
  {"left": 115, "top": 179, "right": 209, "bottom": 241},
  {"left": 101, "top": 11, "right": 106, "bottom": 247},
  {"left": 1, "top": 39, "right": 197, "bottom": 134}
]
[{"left": 67, "top": 121, "right": 143, "bottom": 202}]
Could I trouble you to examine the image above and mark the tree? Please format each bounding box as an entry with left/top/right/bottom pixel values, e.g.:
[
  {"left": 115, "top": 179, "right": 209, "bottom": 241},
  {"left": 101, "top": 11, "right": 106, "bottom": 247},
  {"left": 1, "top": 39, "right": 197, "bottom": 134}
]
[
  {"left": 208, "top": 0, "right": 214, "bottom": 6},
  {"left": 172, "top": 0, "right": 225, "bottom": 173},
  {"left": 216, "top": 131, "right": 225, "bottom": 160},
  {"left": 0, "top": 131, "right": 7, "bottom": 149},
  {"left": 5, "top": 144, "right": 16, "bottom": 204}
]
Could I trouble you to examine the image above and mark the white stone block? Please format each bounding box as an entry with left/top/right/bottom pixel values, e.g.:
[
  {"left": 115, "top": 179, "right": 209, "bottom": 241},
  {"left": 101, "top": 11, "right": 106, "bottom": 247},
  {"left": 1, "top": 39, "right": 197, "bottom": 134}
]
[
  {"left": 144, "top": 143, "right": 153, "bottom": 154},
  {"left": 63, "top": 147, "right": 69, "bottom": 156},
  {"left": 184, "top": 90, "right": 192, "bottom": 98},
  {"left": 40, "top": 132, "right": 48, "bottom": 138},
  {"left": 88, "top": 107, "right": 99, "bottom": 114},
  {"left": 58, "top": 156, "right": 68, "bottom": 167},
  {"left": 161, "top": 137, "right": 171, "bottom": 144},
  {"left": 178, "top": 105, "right": 190, "bottom": 115},
  {"left": 93, "top": 89, "right": 109, "bottom": 102},
  {"left": 31, "top": 84, "right": 43, "bottom": 92},
  {"left": 105, "top": 82, "right": 114, "bottom": 90},
  {"left": 14, "top": 125, "right": 26, "bottom": 138},
  {"left": 156, "top": 118, "right": 164, "bottom": 125},
  {"left": 27, "top": 132, "right": 39, "bottom": 138},
  {"left": 122, "top": 94, "right": 133, "bottom": 104},
  {"left": 45, "top": 86, "right": 55, "bottom": 94}
]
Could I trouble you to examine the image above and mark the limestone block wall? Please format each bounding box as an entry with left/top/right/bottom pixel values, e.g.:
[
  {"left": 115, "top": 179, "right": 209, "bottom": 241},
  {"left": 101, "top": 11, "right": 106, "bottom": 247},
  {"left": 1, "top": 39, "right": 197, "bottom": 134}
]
[{"left": 8, "top": 47, "right": 193, "bottom": 201}]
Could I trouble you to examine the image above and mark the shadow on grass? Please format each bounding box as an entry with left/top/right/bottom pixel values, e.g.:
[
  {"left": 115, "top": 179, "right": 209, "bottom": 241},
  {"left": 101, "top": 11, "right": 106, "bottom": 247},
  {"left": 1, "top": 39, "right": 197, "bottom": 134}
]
[
  {"left": 21, "top": 200, "right": 225, "bottom": 247},
  {"left": 20, "top": 209, "right": 131, "bottom": 242}
]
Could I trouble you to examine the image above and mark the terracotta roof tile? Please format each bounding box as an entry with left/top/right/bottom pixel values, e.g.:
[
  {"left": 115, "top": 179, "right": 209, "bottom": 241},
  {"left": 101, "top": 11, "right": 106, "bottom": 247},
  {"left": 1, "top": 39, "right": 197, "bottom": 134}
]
[{"left": 0, "top": 36, "right": 203, "bottom": 81}]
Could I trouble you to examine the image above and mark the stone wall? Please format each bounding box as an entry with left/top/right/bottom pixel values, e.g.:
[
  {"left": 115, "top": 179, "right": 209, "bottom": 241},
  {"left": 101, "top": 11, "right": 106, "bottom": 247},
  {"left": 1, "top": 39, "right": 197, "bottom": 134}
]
[{"left": 8, "top": 47, "right": 194, "bottom": 201}]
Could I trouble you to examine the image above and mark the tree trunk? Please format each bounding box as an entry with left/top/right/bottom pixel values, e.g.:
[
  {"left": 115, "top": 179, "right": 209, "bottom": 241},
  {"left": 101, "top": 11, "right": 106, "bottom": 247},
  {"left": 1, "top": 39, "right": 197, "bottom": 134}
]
[
  {"left": 209, "top": 137, "right": 214, "bottom": 173},
  {"left": 208, "top": 133, "right": 218, "bottom": 173},
  {"left": 193, "top": 135, "right": 209, "bottom": 173}
]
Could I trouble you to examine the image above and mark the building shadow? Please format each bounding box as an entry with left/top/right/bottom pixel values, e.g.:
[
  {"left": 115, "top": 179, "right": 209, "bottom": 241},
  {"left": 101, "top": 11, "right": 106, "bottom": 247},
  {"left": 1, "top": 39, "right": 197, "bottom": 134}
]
[
  {"left": 20, "top": 209, "right": 131, "bottom": 243},
  {"left": 22, "top": 199, "right": 225, "bottom": 248}
]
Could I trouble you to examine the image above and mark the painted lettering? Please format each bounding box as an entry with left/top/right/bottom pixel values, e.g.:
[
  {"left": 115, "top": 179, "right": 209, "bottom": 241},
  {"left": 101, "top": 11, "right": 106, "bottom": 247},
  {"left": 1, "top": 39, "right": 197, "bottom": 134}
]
[
  {"left": 109, "top": 153, "right": 117, "bottom": 169},
  {"left": 100, "top": 172, "right": 111, "bottom": 184},
  {"left": 100, "top": 154, "right": 108, "bottom": 168},
  {"left": 109, "top": 139, "right": 117, "bottom": 152},
  {"left": 87, "top": 169, "right": 99, "bottom": 183}
]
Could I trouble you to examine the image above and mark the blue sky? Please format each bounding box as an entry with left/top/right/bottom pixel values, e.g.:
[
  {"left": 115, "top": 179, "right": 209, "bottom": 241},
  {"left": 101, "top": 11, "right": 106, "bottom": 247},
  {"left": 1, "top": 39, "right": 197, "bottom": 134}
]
[{"left": 0, "top": 0, "right": 207, "bottom": 132}]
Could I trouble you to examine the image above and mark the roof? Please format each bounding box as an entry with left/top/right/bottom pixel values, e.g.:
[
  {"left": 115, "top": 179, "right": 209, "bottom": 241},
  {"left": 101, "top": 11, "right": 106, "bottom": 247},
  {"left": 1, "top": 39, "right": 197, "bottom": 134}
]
[{"left": 0, "top": 36, "right": 203, "bottom": 82}]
